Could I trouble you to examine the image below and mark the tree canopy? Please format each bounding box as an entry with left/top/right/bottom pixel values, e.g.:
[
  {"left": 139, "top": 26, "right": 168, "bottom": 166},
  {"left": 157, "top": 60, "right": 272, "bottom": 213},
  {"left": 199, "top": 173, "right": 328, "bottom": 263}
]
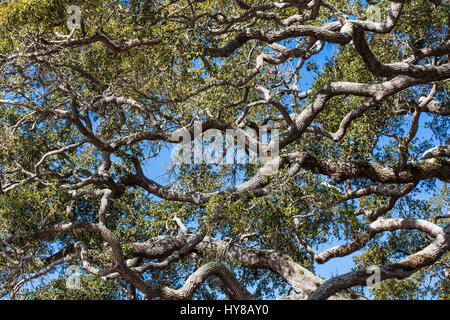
[{"left": 0, "top": 0, "right": 449, "bottom": 300}]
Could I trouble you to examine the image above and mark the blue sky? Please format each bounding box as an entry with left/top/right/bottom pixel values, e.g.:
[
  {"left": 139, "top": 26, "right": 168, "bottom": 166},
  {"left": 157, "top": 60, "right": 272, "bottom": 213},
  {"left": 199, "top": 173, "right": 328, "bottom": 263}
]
[
  {"left": 4, "top": 6, "right": 447, "bottom": 298},
  {"left": 137, "top": 35, "right": 448, "bottom": 292},
  {"left": 139, "top": 41, "right": 363, "bottom": 282}
]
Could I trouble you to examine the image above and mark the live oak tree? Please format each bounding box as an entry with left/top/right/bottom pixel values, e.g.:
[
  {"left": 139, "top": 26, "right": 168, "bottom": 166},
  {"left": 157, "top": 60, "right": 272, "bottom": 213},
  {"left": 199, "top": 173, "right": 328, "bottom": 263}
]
[{"left": 0, "top": 0, "right": 449, "bottom": 300}]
